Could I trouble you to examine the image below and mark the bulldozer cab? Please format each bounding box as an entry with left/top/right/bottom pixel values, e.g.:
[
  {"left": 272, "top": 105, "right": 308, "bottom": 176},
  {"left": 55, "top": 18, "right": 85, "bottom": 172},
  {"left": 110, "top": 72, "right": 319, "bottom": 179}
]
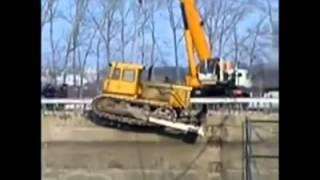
[{"left": 103, "top": 62, "right": 144, "bottom": 97}]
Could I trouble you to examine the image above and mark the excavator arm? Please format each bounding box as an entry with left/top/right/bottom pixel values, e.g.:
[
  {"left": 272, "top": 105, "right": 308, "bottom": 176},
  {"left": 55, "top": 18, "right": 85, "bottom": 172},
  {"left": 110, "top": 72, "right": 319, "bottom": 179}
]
[
  {"left": 180, "top": 0, "right": 218, "bottom": 88},
  {"left": 180, "top": 0, "right": 212, "bottom": 61},
  {"left": 184, "top": 28, "right": 201, "bottom": 87}
]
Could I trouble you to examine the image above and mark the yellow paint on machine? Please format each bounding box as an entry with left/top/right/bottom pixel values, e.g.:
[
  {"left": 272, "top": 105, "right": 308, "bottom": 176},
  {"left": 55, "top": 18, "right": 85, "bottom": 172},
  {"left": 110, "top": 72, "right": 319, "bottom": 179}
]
[{"left": 99, "top": 62, "right": 192, "bottom": 109}]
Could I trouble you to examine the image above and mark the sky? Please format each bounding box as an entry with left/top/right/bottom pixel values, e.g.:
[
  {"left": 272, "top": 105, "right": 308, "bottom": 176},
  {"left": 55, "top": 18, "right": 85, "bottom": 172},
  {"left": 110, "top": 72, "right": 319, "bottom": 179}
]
[{"left": 42, "top": 0, "right": 279, "bottom": 70}]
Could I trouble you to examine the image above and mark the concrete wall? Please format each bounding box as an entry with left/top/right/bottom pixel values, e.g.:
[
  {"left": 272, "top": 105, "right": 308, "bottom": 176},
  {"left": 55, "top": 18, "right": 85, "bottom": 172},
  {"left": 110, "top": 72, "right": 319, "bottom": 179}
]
[
  {"left": 43, "top": 142, "right": 221, "bottom": 180},
  {"left": 204, "top": 114, "right": 279, "bottom": 180},
  {"left": 221, "top": 143, "right": 278, "bottom": 180},
  {"left": 42, "top": 114, "right": 278, "bottom": 180}
]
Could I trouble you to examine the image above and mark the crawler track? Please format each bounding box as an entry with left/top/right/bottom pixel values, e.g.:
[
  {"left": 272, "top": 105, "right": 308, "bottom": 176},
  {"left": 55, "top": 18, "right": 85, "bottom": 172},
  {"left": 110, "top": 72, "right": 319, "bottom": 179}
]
[
  {"left": 92, "top": 96, "right": 155, "bottom": 127},
  {"left": 91, "top": 95, "right": 201, "bottom": 130}
]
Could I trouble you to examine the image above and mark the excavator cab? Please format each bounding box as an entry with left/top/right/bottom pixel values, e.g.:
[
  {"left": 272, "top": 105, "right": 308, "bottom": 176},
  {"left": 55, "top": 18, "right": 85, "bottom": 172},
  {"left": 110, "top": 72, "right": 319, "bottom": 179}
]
[
  {"left": 198, "top": 58, "right": 221, "bottom": 84},
  {"left": 102, "top": 62, "right": 144, "bottom": 97}
]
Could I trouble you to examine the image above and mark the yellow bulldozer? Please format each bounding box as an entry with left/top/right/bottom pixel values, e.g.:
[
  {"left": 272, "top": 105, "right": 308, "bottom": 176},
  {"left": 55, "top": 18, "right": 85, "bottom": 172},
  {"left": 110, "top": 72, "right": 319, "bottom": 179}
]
[{"left": 91, "top": 62, "right": 205, "bottom": 136}]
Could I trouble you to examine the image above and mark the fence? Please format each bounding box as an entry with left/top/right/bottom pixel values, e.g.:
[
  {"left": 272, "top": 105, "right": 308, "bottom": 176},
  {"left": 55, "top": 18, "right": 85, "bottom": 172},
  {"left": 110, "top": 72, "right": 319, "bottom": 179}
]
[{"left": 243, "top": 119, "right": 279, "bottom": 180}]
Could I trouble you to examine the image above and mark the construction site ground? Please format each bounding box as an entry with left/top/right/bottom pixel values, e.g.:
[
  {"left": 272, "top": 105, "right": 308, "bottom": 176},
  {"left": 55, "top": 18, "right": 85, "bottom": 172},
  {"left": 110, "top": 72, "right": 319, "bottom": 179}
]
[{"left": 42, "top": 112, "right": 278, "bottom": 180}]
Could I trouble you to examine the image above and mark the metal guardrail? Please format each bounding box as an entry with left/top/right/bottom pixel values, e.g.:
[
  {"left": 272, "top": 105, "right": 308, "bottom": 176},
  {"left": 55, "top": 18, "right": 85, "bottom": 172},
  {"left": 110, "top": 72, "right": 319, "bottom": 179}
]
[
  {"left": 41, "top": 98, "right": 92, "bottom": 104},
  {"left": 191, "top": 98, "right": 278, "bottom": 110},
  {"left": 191, "top": 98, "right": 278, "bottom": 104},
  {"left": 41, "top": 98, "right": 278, "bottom": 104},
  {"left": 41, "top": 98, "right": 278, "bottom": 113}
]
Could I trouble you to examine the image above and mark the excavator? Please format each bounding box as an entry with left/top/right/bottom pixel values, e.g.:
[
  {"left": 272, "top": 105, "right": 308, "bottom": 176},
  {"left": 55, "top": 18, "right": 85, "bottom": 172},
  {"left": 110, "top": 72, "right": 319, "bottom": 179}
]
[
  {"left": 91, "top": 0, "right": 252, "bottom": 137},
  {"left": 180, "top": 0, "right": 252, "bottom": 98}
]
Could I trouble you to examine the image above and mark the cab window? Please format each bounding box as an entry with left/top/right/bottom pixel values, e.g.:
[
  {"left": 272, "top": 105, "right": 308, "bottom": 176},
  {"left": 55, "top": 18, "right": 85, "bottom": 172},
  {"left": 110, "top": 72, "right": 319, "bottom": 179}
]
[
  {"left": 122, "top": 69, "right": 135, "bottom": 82},
  {"left": 111, "top": 68, "right": 121, "bottom": 80}
]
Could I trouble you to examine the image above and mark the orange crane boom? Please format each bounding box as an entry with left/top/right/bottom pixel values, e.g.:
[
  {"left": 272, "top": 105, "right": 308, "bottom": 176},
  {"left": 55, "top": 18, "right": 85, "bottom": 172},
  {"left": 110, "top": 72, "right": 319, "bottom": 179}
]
[
  {"left": 180, "top": 0, "right": 212, "bottom": 61},
  {"left": 180, "top": 0, "right": 215, "bottom": 88}
]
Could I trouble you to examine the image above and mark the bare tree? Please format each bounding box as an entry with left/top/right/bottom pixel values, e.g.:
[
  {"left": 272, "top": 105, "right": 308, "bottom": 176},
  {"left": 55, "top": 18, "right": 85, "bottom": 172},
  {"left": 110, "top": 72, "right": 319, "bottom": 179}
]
[
  {"left": 71, "top": 0, "right": 89, "bottom": 87},
  {"left": 95, "top": 38, "right": 101, "bottom": 88},
  {"left": 127, "top": 0, "right": 166, "bottom": 65},
  {"left": 248, "top": 0, "right": 278, "bottom": 60},
  {"left": 77, "top": 28, "right": 98, "bottom": 98},
  {"left": 200, "top": 0, "right": 250, "bottom": 57},
  {"left": 265, "top": 0, "right": 275, "bottom": 27},
  {"left": 57, "top": 0, "right": 90, "bottom": 85},
  {"left": 140, "top": 8, "right": 147, "bottom": 64},
  {"left": 128, "top": 1, "right": 146, "bottom": 63},
  {"left": 198, "top": 0, "right": 278, "bottom": 70},
  {"left": 129, "top": 2, "right": 139, "bottom": 62},
  {"left": 90, "top": 0, "right": 119, "bottom": 65},
  {"left": 166, "top": 0, "right": 182, "bottom": 82},
  {"left": 117, "top": 0, "right": 133, "bottom": 61},
  {"left": 41, "top": 0, "right": 61, "bottom": 85},
  {"left": 148, "top": 2, "right": 157, "bottom": 66},
  {"left": 232, "top": 28, "right": 239, "bottom": 64},
  {"left": 145, "top": 0, "right": 167, "bottom": 66},
  {"left": 133, "top": 2, "right": 150, "bottom": 64},
  {"left": 60, "top": 32, "right": 73, "bottom": 84},
  {"left": 200, "top": 0, "right": 222, "bottom": 52},
  {"left": 242, "top": 16, "right": 268, "bottom": 68},
  {"left": 249, "top": 0, "right": 277, "bottom": 26},
  {"left": 223, "top": 25, "right": 251, "bottom": 65},
  {"left": 41, "top": 0, "right": 59, "bottom": 30},
  {"left": 48, "top": 0, "right": 59, "bottom": 85}
]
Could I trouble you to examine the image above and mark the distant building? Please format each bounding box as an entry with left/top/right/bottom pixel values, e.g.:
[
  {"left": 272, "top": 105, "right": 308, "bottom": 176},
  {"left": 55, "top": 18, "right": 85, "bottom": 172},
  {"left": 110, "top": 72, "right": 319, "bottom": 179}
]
[{"left": 41, "top": 67, "right": 98, "bottom": 86}]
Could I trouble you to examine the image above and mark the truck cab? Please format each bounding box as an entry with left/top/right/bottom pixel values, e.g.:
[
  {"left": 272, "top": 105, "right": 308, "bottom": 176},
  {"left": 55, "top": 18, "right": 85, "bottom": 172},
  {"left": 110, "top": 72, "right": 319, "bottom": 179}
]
[{"left": 234, "top": 69, "right": 253, "bottom": 89}]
